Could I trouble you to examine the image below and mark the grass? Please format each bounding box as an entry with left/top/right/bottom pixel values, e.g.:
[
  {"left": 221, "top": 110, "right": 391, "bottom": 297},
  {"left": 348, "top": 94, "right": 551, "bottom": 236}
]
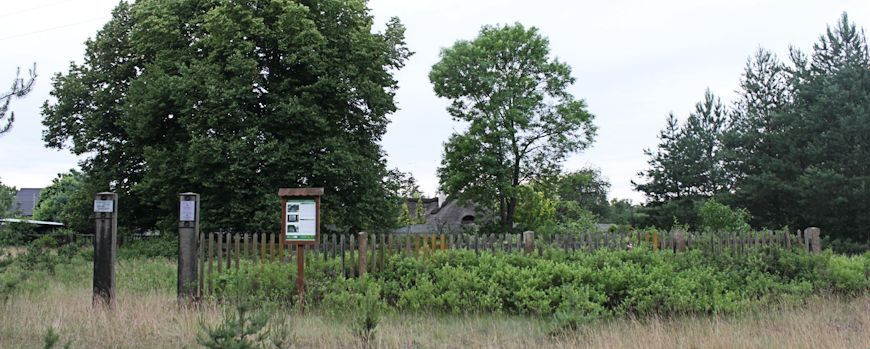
[{"left": 0, "top": 255, "right": 868, "bottom": 348}]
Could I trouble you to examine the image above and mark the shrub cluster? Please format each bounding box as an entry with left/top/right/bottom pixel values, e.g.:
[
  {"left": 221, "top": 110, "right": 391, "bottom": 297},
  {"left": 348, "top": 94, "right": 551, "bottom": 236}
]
[{"left": 211, "top": 247, "right": 869, "bottom": 318}]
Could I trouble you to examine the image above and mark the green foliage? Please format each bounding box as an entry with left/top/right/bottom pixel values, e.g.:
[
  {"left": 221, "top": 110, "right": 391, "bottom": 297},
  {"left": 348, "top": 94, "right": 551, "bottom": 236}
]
[
  {"left": 432, "top": 23, "right": 596, "bottom": 230},
  {"left": 698, "top": 200, "right": 751, "bottom": 234},
  {"left": 633, "top": 91, "right": 730, "bottom": 229},
  {"left": 32, "top": 170, "right": 89, "bottom": 232},
  {"left": 0, "top": 179, "right": 15, "bottom": 217},
  {"left": 42, "top": 327, "right": 71, "bottom": 349},
  {"left": 551, "top": 169, "right": 611, "bottom": 219},
  {"left": 0, "top": 220, "right": 35, "bottom": 246},
  {"left": 42, "top": 0, "right": 411, "bottom": 235},
  {"left": 197, "top": 302, "right": 291, "bottom": 349},
  {"left": 514, "top": 185, "right": 556, "bottom": 231},
  {"left": 118, "top": 235, "right": 178, "bottom": 259},
  {"left": 637, "top": 13, "right": 870, "bottom": 241}
]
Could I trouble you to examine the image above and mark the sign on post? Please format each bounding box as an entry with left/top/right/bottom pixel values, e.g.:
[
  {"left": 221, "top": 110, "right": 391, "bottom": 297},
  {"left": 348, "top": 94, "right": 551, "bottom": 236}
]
[
  {"left": 178, "top": 193, "right": 200, "bottom": 303},
  {"left": 278, "top": 187, "right": 324, "bottom": 311},
  {"left": 93, "top": 192, "right": 118, "bottom": 307}
]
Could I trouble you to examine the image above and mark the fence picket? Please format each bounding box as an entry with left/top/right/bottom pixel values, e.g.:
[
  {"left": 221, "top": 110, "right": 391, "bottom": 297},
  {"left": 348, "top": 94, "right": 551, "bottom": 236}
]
[
  {"left": 198, "top": 233, "right": 204, "bottom": 297},
  {"left": 234, "top": 234, "right": 240, "bottom": 270}
]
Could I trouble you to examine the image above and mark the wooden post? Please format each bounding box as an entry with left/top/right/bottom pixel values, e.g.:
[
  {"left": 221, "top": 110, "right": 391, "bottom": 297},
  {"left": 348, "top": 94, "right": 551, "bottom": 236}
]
[
  {"left": 340, "top": 234, "right": 346, "bottom": 277},
  {"left": 673, "top": 229, "right": 686, "bottom": 252},
  {"left": 93, "top": 192, "right": 118, "bottom": 307},
  {"left": 523, "top": 231, "right": 534, "bottom": 255},
  {"left": 806, "top": 227, "right": 821, "bottom": 254},
  {"left": 178, "top": 193, "right": 199, "bottom": 303},
  {"left": 358, "top": 232, "right": 368, "bottom": 276}
]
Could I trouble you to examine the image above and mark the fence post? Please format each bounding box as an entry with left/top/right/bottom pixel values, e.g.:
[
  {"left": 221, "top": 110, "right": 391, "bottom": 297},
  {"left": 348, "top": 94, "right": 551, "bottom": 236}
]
[
  {"left": 177, "top": 192, "right": 199, "bottom": 304},
  {"left": 672, "top": 229, "right": 686, "bottom": 252},
  {"left": 523, "top": 231, "right": 535, "bottom": 255},
  {"left": 358, "top": 232, "right": 367, "bottom": 276},
  {"left": 806, "top": 227, "right": 821, "bottom": 254},
  {"left": 93, "top": 192, "right": 118, "bottom": 307}
]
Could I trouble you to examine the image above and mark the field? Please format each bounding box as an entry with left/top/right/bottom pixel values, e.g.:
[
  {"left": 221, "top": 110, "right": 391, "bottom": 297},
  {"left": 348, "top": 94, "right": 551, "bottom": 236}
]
[{"left": 0, "top": 255, "right": 868, "bottom": 348}]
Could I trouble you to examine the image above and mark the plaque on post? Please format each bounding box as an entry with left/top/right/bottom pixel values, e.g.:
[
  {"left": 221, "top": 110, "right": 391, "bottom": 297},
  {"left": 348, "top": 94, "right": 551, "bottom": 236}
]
[{"left": 278, "top": 187, "right": 324, "bottom": 311}]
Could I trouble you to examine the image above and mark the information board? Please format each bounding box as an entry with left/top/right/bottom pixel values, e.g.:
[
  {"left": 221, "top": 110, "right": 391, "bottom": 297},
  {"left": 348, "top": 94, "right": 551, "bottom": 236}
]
[
  {"left": 180, "top": 200, "right": 196, "bottom": 221},
  {"left": 285, "top": 199, "right": 316, "bottom": 241},
  {"left": 93, "top": 200, "right": 114, "bottom": 213}
]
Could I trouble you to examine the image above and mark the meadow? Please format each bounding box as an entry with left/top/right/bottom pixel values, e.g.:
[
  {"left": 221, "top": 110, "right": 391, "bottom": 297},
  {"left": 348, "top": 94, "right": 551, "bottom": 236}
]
[{"left": 0, "top": 242, "right": 868, "bottom": 348}]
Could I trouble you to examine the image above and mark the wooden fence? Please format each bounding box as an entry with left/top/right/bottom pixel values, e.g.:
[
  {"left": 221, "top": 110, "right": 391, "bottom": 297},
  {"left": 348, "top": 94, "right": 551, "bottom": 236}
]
[{"left": 195, "top": 228, "right": 822, "bottom": 296}]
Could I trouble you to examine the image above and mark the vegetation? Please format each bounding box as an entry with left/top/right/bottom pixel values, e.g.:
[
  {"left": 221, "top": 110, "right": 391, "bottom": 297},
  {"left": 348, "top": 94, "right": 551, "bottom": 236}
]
[
  {"left": 0, "top": 179, "right": 16, "bottom": 217},
  {"left": 201, "top": 247, "right": 870, "bottom": 318},
  {"left": 634, "top": 13, "right": 870, "bottom": 246},
  {"left": 0, "top": 244, "right": 867, "bottom": 347},
  {"left": 41, "top": 0, "right": 412, "bottom": 235},
  {"left": 32, "top": 170, "right": 89, "bottom": 232},
  {"left": 431, "top": 23, "right": 596, "bottom": 231}
]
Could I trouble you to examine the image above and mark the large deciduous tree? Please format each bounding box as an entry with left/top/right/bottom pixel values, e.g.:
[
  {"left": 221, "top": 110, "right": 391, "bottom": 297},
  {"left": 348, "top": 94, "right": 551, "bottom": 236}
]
[
  {"left": 430, "top": 23, "right": 596, "bottom": 230},
  {"left": 42, "top": 0, "right": 411, "bottom": 234}
]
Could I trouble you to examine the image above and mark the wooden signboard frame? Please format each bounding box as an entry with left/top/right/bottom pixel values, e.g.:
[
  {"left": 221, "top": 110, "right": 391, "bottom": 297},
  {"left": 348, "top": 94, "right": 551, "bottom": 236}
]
[{"left": 278, "top": 187, "right": 323, "bottom": 311}]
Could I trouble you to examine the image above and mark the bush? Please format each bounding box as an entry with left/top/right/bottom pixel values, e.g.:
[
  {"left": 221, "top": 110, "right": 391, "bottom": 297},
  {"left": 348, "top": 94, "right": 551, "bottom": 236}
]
[
  {"left": 698, "top": 199, "right": 751, "bottom": 234},
  {"left": 0, "top": 220, "right": 35, "bottom": 246},
  {"left": 209, "top": 247, "right": 869, "bottom": 317},
  {"left": 119, "top": 235, "right": 178, "bottom": 259}
]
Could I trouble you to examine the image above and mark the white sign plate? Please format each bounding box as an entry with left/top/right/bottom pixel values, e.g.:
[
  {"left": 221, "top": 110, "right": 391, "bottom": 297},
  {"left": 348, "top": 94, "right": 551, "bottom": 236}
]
[
  {"left": 94, "top": 200, "right": 114, "bottom": 213},
  {"left": 286, "top": 199, "right": 316, "bottom": 241},
  {"left": 180, "top": 201, "right": 196, "bottom": 221}
]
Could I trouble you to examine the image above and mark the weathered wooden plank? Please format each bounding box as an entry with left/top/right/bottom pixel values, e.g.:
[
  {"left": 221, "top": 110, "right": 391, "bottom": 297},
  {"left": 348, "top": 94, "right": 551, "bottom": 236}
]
[
  {"left": 340, "top": 234, "right": 346, "bottom": 277},
  {"left": 207, "top": 233, "right": 214, "bottom": 294},
  {"left": 234, "top": 234, "right": 240, "bottom": 270},
  {"left": 198, "top": 233, "right": 204, "bottom": 297}
]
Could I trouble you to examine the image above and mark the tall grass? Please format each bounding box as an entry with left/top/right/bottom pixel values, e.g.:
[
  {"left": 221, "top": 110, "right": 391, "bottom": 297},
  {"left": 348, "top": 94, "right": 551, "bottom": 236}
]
[{"left": 0, "top": 257, "right": 867, "bottom": 348}]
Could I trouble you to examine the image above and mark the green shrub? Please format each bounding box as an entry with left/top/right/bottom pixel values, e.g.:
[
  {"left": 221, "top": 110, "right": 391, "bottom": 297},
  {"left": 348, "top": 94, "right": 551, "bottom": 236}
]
[
  {"left": 697, "top": 199, "right": 750, "bottom": 234},
  {"left": 208, "top": 247, "right": 869, "bottom": 317},
  {"left": 0, "top": 220, "right": 35, "bottom": 246},
  {"left": 119, "top": 235, "right": 178, "bottom": 259},
  {"left": 196, "top": 302, "right": 291, "bottom": 349}
]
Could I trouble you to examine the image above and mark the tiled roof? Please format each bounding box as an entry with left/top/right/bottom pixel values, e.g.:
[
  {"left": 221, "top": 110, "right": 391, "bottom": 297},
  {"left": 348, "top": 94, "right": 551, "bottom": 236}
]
[{"left": 11, "top": 188, "right": 41, "bottom": 217}]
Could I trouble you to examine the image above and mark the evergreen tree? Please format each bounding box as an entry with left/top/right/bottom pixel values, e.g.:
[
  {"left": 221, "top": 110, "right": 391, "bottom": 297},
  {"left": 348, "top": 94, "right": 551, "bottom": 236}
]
[
  {"left": 634, "top": 91, "right": 729, "bottom": 229},
  {"left": 0, "top": 64, "right": 36, "bottom": 135}
]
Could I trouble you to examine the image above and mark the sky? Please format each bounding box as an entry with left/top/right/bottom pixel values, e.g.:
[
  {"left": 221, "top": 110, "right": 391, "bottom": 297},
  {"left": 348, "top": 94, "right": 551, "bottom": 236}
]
[{"left": 1, "top": 0, "right": 868, "bottom": 203}]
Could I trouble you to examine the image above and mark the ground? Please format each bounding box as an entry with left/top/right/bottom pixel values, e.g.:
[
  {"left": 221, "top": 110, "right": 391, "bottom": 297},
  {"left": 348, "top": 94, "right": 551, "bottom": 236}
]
[{"left": 0, "top": 257, "right": 867, "bottom": 348}]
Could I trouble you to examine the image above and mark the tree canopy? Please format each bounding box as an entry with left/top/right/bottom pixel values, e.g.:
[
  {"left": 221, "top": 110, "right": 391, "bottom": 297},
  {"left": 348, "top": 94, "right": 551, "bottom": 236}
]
[
  {"left": 430, "top": 23, "right": 596, "bottom": 230},
  {"left": 635, "top": 13, "right": 870, "bottom": 242},
  {"left": 42, "top": 0, "right": 411, "bottom": 234}
]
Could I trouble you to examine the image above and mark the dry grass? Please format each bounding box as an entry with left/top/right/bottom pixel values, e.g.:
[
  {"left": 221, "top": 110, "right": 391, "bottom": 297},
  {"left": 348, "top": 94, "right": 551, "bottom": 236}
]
[{"left": 0, "top": 283, "right": 867, "bottom": 349}]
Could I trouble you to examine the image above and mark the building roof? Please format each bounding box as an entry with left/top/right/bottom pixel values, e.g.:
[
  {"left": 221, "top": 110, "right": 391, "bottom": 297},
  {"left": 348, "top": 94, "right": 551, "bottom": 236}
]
[
  {"left": 397, "top": 196, "right": 486, "bottom": 233},
  {"left": 10, "top": 188, "right": 41, "bottom": 217}
]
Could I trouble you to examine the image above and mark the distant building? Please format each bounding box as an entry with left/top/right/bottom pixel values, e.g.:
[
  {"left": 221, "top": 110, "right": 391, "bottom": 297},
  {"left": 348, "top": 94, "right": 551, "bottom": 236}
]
[
  {"left": 396, "top": 196, "right": 487, "bottom": 234},
  {"left": 9, "top": 188, "right": 41, "bottom": 217}
]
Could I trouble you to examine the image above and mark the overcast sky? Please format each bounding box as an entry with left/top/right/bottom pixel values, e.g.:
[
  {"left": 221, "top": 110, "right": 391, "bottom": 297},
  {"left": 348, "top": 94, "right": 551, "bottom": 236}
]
[{"left": 1, "top": 0, "right": 868, "bottom": 202}]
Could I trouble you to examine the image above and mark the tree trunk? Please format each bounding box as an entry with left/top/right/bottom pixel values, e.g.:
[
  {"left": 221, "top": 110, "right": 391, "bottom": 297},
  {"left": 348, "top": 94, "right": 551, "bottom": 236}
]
[{"left": 504, "top": 196, "right": 517, "bottom": 231}]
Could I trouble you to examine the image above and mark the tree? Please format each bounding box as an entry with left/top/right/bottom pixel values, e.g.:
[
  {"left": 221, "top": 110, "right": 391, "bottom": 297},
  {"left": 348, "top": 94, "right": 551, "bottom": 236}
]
[
  {"left": 725, "top": 13, "right": 870, "bottom": 240},
  {"left": 1, "top": 64, "right": 36, "bottom": 135},
  {"left": 431, "top": 23, "right": 596, "bottom": 230},
  {"left": 633, "top": 91, "right": 730, "bottom": 229},
  {"left": 551, "top": 169, "right": 610, "bottom": 219},
  {"left": 0, "top": 179, "right": 16, "bottom": 217},
  {"left": 32, "top": 170, "right": 90, "bottom": 232},
  {"left": 42, "top": 0, "right": 411, "bottom": 234},
  {"left": 697, "top": 199, "right": 750, "bottom": 234}
]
